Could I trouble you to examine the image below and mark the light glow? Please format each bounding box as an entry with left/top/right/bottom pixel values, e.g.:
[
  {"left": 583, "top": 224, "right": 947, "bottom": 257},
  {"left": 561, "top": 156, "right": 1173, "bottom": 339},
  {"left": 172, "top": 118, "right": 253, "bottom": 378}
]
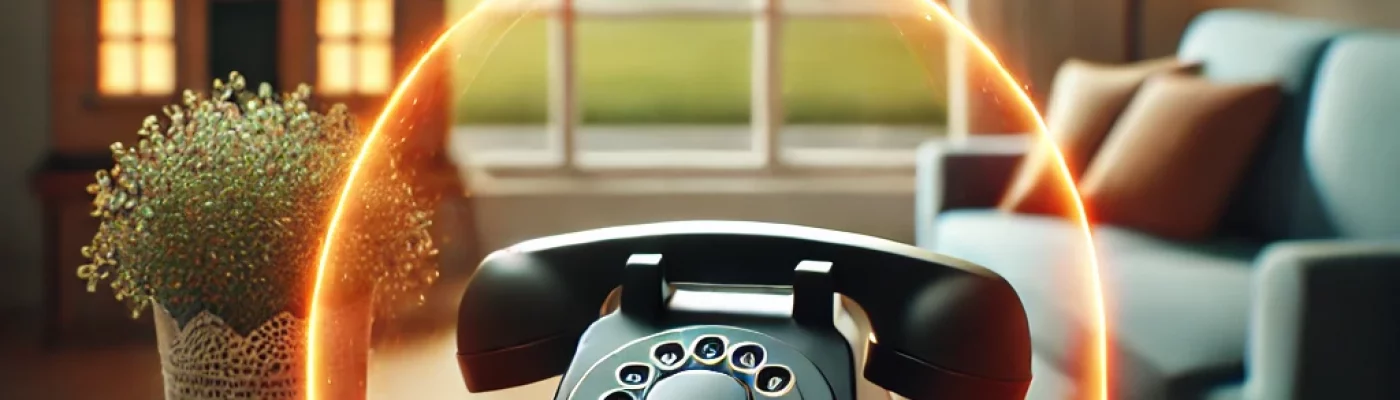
[
  {"left": 913, "top": 1, "right": 1109, "bottom": 398},
  {"left": 317, "top": 0, "right": 396, "bottom": 95},
  {"left": 139, "top": 0, "right": 173, "bottom": 37},
  {"left": 307, "top": 1, "right": 521, "bottom": 398},
  {"left": 139, "top": 41, "right": 175, "bottom": 94},
  {"left": 308, "top": 1, "right": 1108, "bottom": 399},
  {"left": 99, "top": 0, "right": 175, "bottom": 96},
  {"left": 100, "top": 0, "right": 136, "bottom": 36},
  {"left": 98, "top": 41, "right": 137, "bottom": 95}
]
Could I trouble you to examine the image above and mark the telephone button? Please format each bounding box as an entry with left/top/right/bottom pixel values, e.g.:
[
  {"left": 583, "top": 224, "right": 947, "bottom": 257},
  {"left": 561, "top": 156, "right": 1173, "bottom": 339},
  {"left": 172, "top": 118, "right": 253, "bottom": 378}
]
[
  {"left": 690, "top": 335, "right": 728, "bottom": 364},
  {"left": 753, "top": 364, "right": 795, "bottom": 397},
  {"left": 728, "top": 342, "right": 767, "bottom": 372},
  {"left": 616, "top": 363, "right": 654, "bottom": 389},
  {"left": 650, "top": 341, "right": 687, "bottom": 370},
  {"left": 600, "top": 389, "right": 636, "bottom": 400}
]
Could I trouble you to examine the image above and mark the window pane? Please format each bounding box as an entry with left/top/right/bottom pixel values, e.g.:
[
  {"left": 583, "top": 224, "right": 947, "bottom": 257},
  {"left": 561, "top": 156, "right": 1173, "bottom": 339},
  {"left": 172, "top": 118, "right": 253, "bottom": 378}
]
[
  {"left": 100, "top": 0, "right": 136, "bottom": 37},
  {"left": 318, "top": 0, "right": 355, "bottom": 37},
  {"left": 577, "top": 18, "right": 751, "bottom": 124},
  {"left": 781, "top": 18, "right": 945, "bottom": 125},
  {"left": 447, "top": 4, "right": 550, "bottom": 159},
  {"left": 318, "top": 40, "right": 356, "bottom": 94},
  {"left": 783, "top": 0, "right": 913, "bottom": 15},
  {"left": 575, "top": 0, "right": 755, "bottom": 14},
  {"left": 139, "top": 40, "right": 175, "bottom": 94},
  {"left": 99, "top": 40, "right": 137, "bottom": 95},
  {"left": 358, "top": 39, "right": 393, "bottom": 94},
  {"left": 361, "top": 0, "right": 393, "bottom": 39},
  {"left": 139, "top": 0, "right": 173, "bottom": 38},
  {"left": 451, "top": 14, "right": 547, "bottom": 125}
]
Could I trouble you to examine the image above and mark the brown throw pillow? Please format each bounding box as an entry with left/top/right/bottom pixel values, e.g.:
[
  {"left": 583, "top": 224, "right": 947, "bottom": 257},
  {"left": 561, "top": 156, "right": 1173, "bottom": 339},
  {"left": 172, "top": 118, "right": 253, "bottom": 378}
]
[
  {"left": 1000, "top": 57, "right": 1198, "bottom": 216},
  {"left": 1078, "top": 74, "right": 1282, "bottom": 240}
]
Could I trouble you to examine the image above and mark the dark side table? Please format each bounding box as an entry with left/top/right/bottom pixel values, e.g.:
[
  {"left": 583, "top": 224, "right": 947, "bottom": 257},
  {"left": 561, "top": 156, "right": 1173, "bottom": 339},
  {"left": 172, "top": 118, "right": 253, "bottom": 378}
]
[{"left": 32, "top": 154, "right": 152, "bottom": 348}]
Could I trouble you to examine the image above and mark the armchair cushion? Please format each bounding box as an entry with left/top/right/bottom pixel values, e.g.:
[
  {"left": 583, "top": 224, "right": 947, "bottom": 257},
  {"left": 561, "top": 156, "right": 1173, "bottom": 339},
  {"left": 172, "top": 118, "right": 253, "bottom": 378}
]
[
  {"left": 928, "top": 210, "right": 1262, "bottom": 398},
  {"left": 1246, "top": 239, "right": 1400, "bottom": 400}
]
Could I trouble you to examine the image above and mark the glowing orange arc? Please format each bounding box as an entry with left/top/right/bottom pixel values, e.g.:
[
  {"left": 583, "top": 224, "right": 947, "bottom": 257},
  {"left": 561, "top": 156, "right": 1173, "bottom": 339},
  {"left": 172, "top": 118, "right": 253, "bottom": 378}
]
[
  {"left": 912, "top": 1, "right": 1108, "bottom": 397},
  {"left": 916, "top": 1, "right": 1109, "bottom": 398},
  {"left": 304, "top": 2, "right": 501, "bottom": 398},
  {"left": 308, "top": 1, "right": 1109, "bottom": 400}
]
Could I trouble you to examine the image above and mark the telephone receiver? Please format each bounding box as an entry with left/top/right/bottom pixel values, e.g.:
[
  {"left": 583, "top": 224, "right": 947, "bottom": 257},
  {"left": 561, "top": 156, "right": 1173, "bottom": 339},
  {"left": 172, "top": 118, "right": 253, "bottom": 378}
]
[{"left": 456, "top": 221, "right": 1031, "bottom": 399}]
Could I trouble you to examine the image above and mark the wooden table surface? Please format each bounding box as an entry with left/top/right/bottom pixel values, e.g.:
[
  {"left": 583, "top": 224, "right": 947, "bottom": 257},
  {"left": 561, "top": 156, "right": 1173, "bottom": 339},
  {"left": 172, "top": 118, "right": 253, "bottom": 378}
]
[{"left": 1, "top": 274, "right": 897, "bottom": 400}]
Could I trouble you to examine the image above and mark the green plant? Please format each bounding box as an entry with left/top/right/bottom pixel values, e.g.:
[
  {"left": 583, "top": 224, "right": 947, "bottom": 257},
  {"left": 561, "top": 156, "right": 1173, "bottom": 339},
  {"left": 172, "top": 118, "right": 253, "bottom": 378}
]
[{"left": 80, "top": 72, "right": 439, "bottom": 334}]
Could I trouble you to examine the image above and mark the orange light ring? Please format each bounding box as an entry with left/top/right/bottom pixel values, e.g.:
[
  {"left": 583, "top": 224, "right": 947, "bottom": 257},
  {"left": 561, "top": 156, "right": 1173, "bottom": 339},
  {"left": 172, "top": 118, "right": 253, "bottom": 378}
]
[
  {"left": 305, "top": 1, "right": 508, "bottom": 397},
  {"left": 308, "top": 1, "right": 1110, "bottom": 399},
  {"left": 916, "top": 2, "right": 1109, "bottom": 398}
]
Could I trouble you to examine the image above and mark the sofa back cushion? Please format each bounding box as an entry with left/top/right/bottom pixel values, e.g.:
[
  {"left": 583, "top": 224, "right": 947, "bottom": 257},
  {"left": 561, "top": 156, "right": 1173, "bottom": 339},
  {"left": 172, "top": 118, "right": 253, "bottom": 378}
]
[
  {"left": 1303, "top": 34, "right": 1400, "bottom": 239},
  {"left": 1177, "top": 9, "right": 1354, "bottom": 240},
  {"left": 1079, "top": 74, "right": 1282, "bottom": 240},
  {"left": 1000, "top": 58, "right": 1195, "bottom": 217}
]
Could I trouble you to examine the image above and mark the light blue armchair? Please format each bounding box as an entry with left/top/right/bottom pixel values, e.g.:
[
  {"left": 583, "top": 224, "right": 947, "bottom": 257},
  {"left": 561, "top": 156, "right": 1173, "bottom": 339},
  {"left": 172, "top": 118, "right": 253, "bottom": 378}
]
[{"left": 915, "top": 10, "right": 1400, "bottom": 400}]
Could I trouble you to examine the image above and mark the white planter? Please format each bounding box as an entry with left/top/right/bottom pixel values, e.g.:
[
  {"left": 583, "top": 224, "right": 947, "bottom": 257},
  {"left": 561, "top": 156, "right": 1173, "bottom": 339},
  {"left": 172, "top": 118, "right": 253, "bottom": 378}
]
[{"left": 152, "top": 298, "right": 373, "bottom": 400}]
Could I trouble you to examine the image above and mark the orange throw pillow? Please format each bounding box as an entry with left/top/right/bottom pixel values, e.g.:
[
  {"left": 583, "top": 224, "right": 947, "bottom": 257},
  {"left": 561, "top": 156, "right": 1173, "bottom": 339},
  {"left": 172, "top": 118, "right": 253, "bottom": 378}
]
[
  {"left": 1000, "top": 58, "right": 1198, "bottom": 216},
  {"left": 1079, "top": 74, "right": 1282, "bottom": 240}
]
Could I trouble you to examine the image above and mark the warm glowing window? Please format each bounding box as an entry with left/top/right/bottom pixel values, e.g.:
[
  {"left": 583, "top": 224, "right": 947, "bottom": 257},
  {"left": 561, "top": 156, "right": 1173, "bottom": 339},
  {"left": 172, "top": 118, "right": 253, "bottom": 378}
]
[
  {"left": 318, "top": 0, "right": 394, "bottom": 96},
  {"left": 98, "top": 0, "right": 176, "bottom": 96}
]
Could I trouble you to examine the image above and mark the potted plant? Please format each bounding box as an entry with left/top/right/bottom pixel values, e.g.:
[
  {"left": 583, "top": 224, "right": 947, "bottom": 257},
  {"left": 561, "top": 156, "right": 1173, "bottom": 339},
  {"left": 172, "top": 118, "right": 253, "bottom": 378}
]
[{"left": 78, "top": 72, "right": 440, "bottom": 400}]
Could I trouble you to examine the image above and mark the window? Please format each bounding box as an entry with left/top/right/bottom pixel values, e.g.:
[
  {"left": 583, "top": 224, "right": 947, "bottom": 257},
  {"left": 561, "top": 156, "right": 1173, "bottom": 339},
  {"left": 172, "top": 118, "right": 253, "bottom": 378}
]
[
  {"left": 317, "top": 0, "right": 394, "bottom": 96},
  {"left": 98, "top": 0, "right": 175, "bottom": 96},
  {"left": 449, "top": 0, "right": 947, "bottom": 170}
]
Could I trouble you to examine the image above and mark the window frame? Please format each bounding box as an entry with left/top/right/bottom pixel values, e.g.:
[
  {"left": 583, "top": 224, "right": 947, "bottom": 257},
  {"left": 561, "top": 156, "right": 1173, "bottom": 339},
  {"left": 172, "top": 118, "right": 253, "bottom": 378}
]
[
  {"left": 89, "top": 0, "right": 183, "bottom": 105},
  {"left": 313, "top": 0, "right": 398, "bottom": 98},
  {"left": 455, "top": 0, "right": 952, "bottom": 174}
]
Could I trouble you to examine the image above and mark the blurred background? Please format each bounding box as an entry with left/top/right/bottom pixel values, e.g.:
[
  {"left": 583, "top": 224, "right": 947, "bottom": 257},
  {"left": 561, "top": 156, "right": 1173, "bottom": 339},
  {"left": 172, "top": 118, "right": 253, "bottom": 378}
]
[{"left": 1, "top": 0, "right": 1398, "bottom": 399}]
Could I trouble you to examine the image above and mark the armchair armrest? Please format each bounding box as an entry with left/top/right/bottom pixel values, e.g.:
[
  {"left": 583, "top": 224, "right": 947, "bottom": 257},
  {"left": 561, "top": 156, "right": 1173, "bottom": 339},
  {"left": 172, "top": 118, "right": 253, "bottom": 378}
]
[
  {"left": 914, "top": 135, "right": 1030, "bottom": 242},
  {"left": 1246, "top": 239, "right": 1400, "bottom": 400}
]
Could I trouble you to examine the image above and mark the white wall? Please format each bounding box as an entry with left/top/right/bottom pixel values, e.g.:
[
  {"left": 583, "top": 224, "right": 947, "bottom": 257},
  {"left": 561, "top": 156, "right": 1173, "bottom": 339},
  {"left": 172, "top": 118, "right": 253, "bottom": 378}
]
[
  {"left": 0, "top": 0, "right": 50, "bottom": 314},
  {"left": 468, "top": 176, "right": 918, "bottom": 262}
]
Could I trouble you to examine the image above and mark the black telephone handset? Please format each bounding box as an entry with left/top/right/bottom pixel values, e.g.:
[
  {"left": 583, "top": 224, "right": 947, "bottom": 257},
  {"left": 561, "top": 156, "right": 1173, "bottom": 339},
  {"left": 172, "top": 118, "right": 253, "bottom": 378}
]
[{"left": 456, "top": 221, "right": 1031, "bottom": 400}]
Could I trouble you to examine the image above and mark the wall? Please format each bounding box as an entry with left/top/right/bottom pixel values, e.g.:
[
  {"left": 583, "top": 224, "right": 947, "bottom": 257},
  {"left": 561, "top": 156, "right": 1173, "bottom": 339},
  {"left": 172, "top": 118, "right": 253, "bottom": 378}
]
[
  {"left": 465, "top": 174, "right": 919, "bottom": 258},
  {"left": 953, "top": 0, "right": 1400, "bottom": 111},
  {"left": 1138, "top": 0, "right": 1400, "bottom": 59},
  {"left": 24, "top": 0, "right": 449, "bottom": 335},
  {"left": 477, "top": 191, "right": 916, "bottom": 250},
  {"left": 949, "top": 0, "right": 1130, "bottom": 135},
  {"left": 9, "top": 0, "right": 1397, "bottom": 319},
  {"left": 0, "top": 0, "right": 50, "bottom": 313}
]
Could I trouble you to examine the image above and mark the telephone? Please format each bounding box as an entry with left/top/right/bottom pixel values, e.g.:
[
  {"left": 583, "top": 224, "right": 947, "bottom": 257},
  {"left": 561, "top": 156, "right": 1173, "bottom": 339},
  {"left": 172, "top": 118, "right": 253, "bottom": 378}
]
[{"left": 455, "top": 221, "right": 1032, "bottom": 399}]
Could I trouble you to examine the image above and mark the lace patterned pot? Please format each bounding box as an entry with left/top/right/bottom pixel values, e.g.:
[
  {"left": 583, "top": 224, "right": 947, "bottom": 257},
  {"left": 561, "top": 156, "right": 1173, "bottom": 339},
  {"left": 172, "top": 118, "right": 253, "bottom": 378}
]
[{"left": 152, "top": 298, "right": 373, "bottom": 400}]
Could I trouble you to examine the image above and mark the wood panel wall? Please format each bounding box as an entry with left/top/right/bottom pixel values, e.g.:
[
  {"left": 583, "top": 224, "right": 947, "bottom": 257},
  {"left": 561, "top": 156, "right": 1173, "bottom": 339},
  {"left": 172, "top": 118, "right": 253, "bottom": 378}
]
[
  {"left": 948, "top": 0, "right": 1132, "bottom": 135},
  {"left": 41, "top": 0, "right": 451, "bottom": 345}
]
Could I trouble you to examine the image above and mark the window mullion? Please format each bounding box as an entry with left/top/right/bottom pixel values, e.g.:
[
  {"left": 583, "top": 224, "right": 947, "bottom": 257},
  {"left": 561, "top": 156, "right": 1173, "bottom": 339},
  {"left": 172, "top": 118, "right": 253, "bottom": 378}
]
[
  {"left": 750, "top": 0, "right": 784, "bottom": 168},
  {"left": 548, "top": 0, "right": 579, "bottom": 169},
  {"left": 133, "top": 0, "right": 145, "bottom": 93},
  {"left": 752, "top": 0, "right": 783, "bottom": 169},
  {"left": 351, "top": 0, "right": 363, "bottom": 95},
  {"left": 946, "top": 0, "right": 971, "bottom": 141}
]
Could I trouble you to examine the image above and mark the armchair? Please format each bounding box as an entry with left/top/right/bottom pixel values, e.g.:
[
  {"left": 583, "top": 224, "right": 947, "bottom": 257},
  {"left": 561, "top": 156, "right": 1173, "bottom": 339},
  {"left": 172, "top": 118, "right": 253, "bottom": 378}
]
[
  {"left": 913, "top": 135, "right": 1029, "bottom": 248},
  {"left": 1247, "top": 240, "right": 1400, "bottom": 400},
  {"left": 913, "top": 9, "right": 1400, "bottom": 400}
]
